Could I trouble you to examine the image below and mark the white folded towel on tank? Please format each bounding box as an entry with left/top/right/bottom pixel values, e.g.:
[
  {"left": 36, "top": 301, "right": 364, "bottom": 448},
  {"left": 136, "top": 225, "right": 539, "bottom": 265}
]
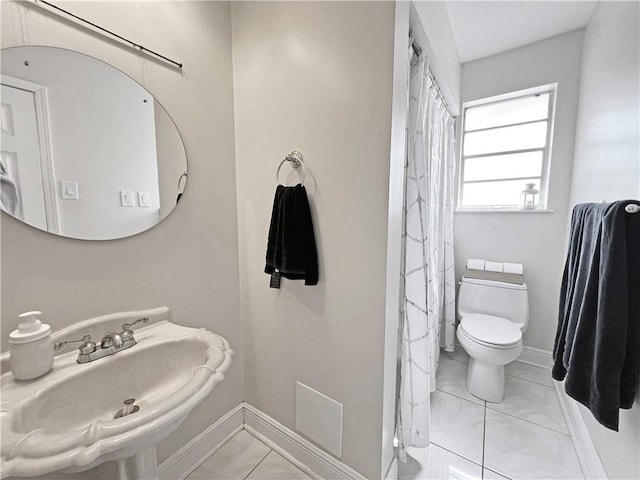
[
  {"left": 484, "top": 261, "right": 504, "bottom": 272},
  {"left": 503, "top": 262, "right": 524, "bottom": 274},
  {"left": 466, "top": 258, "right": 486, "bottom": 270}
]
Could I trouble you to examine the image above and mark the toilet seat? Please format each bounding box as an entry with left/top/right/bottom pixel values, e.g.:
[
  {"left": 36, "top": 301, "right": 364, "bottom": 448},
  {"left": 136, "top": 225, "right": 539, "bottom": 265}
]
[{"left": 459, "top": 313, "right": 522, "bottom": 348}]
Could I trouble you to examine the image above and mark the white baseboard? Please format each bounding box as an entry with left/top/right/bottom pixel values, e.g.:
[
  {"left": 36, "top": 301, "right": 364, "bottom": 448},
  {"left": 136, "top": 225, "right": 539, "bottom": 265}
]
[
  {"left": 158, "top": 403, "right": 366, "bottom": 480},
  {"left": 553, "top": 381, "right": 607, "bottom": 480},
  {"left": 158, "top": 404, "right": 244, "bottom": 480},
  {"left": 244, "top": 403, "right": 366, "bottom": 480},
  {"left": 517, "top": 345, "right": 553, "bottom": 369}
]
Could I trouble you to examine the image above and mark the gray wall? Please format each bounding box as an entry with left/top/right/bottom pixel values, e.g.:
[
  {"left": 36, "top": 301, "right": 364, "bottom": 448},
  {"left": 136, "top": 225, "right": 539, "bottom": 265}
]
[
  {"left": 455, "top": 30, "right": 584, "bottom": 351},
  {"left": 568, "top": 1, "right": 640, "bottom": 478},
  {"left": 0, "top": 0, "right": 242, "bottom": 465},
  {"left": 231, "top": 2, "right": 395, "bottom": 478},
  {"left": 569, "top": 2, "right": 640, "bottom": 206}
]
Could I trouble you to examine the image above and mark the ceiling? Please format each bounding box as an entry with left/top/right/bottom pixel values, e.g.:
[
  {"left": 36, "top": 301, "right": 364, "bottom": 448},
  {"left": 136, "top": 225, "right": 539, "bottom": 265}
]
[{"left": 445, "top": 1, "right": 598, "bottom": 63}]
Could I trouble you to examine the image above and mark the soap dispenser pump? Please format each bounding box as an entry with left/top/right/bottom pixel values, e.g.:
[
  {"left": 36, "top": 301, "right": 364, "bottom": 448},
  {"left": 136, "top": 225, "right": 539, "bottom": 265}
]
[{"left": 9, "top": 311, "right": 54, "bottom": 380}]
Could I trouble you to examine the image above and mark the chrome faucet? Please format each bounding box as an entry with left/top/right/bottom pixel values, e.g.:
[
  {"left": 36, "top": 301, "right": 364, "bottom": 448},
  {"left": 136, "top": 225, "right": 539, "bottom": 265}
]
[
  {"left": 100, "top": 331, "right": 124, "bottom": 349},
  {"left": 55, "top": 317, "right": 149, "bottom": 364}
]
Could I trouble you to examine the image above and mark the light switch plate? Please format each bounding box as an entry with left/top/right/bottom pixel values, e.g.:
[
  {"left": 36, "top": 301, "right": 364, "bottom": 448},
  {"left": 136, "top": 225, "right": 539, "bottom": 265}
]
[
  {"left": 138, "top": 191, "right": 151, "bottom": 207},
  {"left": 61, "top": 181, "right": 79, "bottom": 200},
  {"left": 120, "top": 190, "right": 134, "bottom": 207}
]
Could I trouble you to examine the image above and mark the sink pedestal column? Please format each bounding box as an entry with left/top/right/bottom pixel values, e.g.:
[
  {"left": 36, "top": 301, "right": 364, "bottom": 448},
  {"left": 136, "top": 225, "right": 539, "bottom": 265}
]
[{"left": 117, "top": 446, "right": 158, "bottom": 480}]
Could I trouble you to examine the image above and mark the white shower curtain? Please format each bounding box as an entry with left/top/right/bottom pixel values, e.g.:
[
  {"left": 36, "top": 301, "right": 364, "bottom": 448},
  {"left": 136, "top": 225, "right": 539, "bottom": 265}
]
[{"left": 397, "top": 45, "right": 456, "bottom": 456}]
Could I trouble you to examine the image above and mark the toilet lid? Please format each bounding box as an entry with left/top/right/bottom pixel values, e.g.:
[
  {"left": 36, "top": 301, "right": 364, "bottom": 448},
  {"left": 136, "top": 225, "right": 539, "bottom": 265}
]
[{"left": 460, "top": 314, "right": 522, "bottom": 346}]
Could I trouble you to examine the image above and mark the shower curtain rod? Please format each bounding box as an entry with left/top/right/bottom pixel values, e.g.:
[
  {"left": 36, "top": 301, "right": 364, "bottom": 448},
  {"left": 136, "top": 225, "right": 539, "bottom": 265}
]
[
  {"left": 410, "top": 36, "right": 453, "bottom": 117},
  {"left": 427, "top": 72, "right": 453, "bottom": 117},
  {"left": 34, "top": 0, "right": 183, "bottom": 69}
]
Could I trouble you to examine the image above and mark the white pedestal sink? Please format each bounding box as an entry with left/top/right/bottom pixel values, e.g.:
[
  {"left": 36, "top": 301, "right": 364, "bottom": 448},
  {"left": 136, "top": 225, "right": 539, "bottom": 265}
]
[{"left": 0, "top": 307, "right": 233, "bottom": 479}]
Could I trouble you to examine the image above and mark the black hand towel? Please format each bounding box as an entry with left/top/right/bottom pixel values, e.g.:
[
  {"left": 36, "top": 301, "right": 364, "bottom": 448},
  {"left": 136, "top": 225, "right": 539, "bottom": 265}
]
[
  {"left": 265, "top": 184, "right": 318, "bottom": 287},
  {"left": 553, "top": 200, "right": 640, "bottom": 431}
]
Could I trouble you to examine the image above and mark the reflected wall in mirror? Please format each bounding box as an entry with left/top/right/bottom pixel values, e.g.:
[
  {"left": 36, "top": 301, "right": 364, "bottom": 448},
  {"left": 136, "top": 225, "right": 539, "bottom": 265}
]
[{"left": 0, "top": 46, "right": 187, "bottom": 240}]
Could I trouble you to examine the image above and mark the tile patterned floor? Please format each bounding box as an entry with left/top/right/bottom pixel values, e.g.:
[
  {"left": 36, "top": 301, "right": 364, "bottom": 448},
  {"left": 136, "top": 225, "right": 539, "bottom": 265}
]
[
  {"left": 399, "top": 349, "right": 585, "bottom": 480},
  {"left": 188, "top": 430, "right": 311, "bottom": 480},
  {"left": 188, "top": 350, "right": 583, "bottom": 480}
]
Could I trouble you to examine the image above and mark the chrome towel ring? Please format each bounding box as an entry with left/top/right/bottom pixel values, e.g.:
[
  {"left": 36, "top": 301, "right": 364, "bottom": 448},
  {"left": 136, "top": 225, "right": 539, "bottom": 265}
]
[{"left": 276, "top": 150, "right": 306, "bottom": 186}]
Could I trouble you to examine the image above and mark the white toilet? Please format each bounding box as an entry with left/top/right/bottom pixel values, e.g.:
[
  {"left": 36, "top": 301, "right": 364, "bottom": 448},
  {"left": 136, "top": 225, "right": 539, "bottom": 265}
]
[{"left": 456, "top": 277, "right": 529, "bottom": 403}]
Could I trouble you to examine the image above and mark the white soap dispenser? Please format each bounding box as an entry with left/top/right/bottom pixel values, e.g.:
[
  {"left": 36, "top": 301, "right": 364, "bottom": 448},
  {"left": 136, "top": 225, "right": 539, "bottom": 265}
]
[{"left": 9, "top": 311, "right": 54, "bottom": 380}]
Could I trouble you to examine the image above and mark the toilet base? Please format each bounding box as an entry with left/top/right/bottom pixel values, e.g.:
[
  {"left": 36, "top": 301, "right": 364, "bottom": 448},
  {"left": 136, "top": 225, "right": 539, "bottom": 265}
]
[{"left": 466, "top": 358, "right": 506, "bottom": 403}]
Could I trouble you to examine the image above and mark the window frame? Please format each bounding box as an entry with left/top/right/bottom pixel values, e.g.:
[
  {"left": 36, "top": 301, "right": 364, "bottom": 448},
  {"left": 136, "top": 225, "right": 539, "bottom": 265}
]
[{"left": 457, "top": 83, "right": 557, "bottom": 212}]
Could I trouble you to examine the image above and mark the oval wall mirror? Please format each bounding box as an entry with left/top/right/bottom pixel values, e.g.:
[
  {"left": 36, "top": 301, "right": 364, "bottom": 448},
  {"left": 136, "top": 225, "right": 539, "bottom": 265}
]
[{"left": 0, "top": 46, "right": 187, "bottom": 240}]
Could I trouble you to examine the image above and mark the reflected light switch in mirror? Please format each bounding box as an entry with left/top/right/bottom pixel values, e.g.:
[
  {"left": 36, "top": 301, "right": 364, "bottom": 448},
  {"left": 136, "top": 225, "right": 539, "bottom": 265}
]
[
  {"left": 120, "top": 190, "right": 134, "bottom": 207},
  {"left": 61, "top": 181, "right": 79, "bottom": 200},
  {"left": 137, "top": 192, "right": 151, "bottom": 207}
]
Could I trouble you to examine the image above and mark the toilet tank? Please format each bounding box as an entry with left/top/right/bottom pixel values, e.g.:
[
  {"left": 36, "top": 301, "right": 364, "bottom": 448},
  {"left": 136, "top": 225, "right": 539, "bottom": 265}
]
[{"left": 458, "top": 277, "right": 529, "bottom": 332}]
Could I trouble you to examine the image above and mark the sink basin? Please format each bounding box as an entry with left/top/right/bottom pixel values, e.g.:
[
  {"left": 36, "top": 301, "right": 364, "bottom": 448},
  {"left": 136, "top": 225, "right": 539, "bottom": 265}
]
[{"left": 0, "top": 307, "right": 233, "bottom": 479}]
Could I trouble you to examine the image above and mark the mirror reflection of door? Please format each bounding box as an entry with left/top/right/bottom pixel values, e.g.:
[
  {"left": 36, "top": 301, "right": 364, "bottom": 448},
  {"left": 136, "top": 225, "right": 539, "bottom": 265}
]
[{"left": 1, "top": 78, "right": 59, "bottom": 232}]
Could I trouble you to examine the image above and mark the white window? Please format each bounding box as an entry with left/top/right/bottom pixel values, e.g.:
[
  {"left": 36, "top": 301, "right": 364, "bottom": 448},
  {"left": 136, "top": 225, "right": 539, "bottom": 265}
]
[{"left": 458, "top": 84, "right": 557, "bottom": 210}]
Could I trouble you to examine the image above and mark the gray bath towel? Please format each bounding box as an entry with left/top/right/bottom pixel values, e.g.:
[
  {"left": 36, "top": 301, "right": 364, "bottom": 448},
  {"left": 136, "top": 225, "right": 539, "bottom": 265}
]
[{"left": 552, "top": 201, "right": 640, "bottom": 431}]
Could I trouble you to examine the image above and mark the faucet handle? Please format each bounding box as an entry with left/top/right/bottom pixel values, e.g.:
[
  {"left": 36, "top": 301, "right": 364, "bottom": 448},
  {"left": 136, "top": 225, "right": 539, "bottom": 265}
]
[
  {"left": 54, "top": 334, "right": 96, "bottom": 354},
  {"left": 122, "top": 317, "right": 149, "bottom": 331},
  {"left": 121, "top": 317, "right": 148, "bottom": 341}
]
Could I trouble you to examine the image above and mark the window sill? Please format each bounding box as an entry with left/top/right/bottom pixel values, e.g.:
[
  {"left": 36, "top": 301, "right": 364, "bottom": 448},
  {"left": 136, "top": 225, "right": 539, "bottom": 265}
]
[{"left": 455, "top": 208, "right": 555, "bottom": 214}]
